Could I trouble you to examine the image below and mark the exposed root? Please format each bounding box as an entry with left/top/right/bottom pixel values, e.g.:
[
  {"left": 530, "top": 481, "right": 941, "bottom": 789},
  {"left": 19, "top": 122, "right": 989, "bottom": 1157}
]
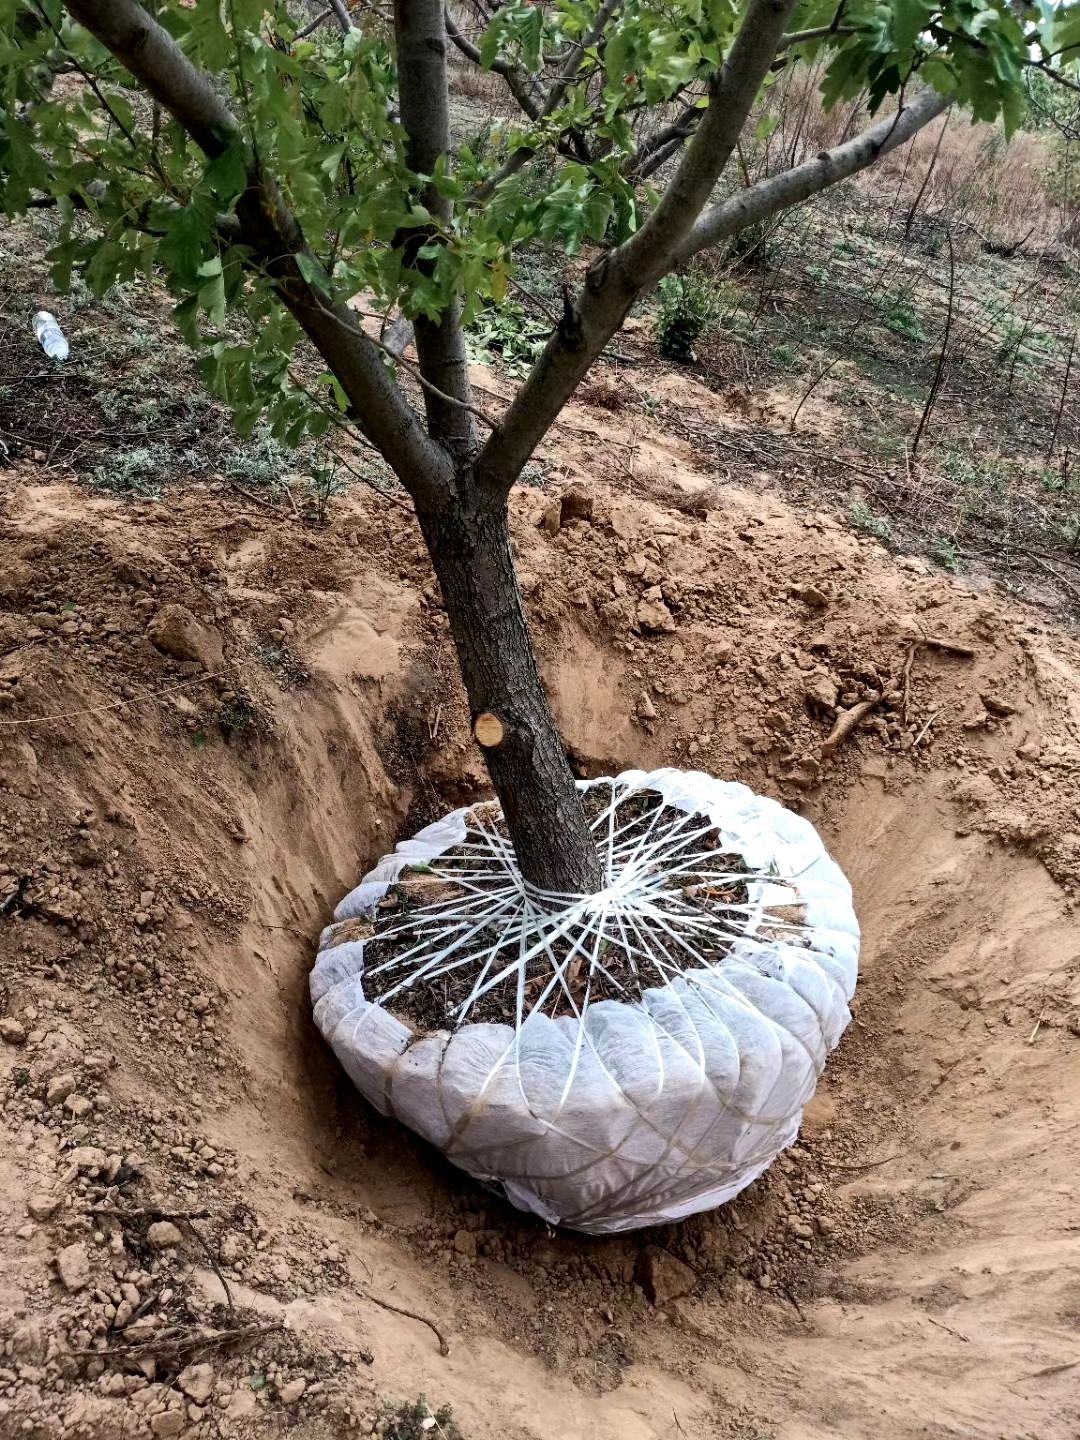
[{"left": 821, "top": 696, "right": 881, "bottom": 758}]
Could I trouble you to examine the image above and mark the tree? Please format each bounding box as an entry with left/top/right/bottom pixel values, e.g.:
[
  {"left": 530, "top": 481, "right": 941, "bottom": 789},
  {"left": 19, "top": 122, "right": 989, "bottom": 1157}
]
[{"left": 0, "top": 0, "right": 1072, "bottom": 892}]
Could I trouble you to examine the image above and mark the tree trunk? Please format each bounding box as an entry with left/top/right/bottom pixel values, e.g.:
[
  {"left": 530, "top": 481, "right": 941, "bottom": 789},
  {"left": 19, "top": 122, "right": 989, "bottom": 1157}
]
[{"left": 416, "top": 488, "right": 604, "bottom": 895}]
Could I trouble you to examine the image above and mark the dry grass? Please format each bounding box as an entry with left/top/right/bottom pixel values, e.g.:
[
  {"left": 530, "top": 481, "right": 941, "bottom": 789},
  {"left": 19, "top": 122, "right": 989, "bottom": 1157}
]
[
  {"left": 875, "top": 115, "right": 1063, "bottom": 250},
  {"left": 747, "top": 67, "right": 1069, "bottom": 252}
]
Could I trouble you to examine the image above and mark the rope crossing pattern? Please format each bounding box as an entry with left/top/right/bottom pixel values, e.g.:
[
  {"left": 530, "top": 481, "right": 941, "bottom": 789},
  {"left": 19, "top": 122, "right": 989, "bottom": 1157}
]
[
  {"left": 364, "top": 783, "right": 805, "bottom": 1041},
  {"left": 311, "top": 769, "right": 860, "bottom": 1234}
]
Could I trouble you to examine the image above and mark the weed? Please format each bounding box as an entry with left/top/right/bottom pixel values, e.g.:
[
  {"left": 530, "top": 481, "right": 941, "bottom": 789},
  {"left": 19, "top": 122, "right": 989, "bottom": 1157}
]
[
  {"left": 1041, "top": 463, "right": 1078, "bottom": 494},
  {"left": 576, "top": 375, "right": 626, "bottom": 411},
  {"left": 995, "top": 315, "right": 1028, "bottom": 364},
  {"left": 90, "top": 445, "right": 167, "bottom": 499},
  {"left": 519, "top": 458, "right": 550, "bottom": 487},
  {"left": 805, "top": 262, "right": 833, "bottom": 286},
  {"left": 466, "top": 297, "right": 548, "bottom": 373},
  {"left": 880, "top": 300, "right": 927, "bottom": 343},
  {"left": 98, "top": 387, "right": 143, "bottom": 424},
  {"left": 257, "top": 642, "right": 310, "bottom": 689},
  {"left": 942, "top": 447, "right": 1006, "bottom": 493},
  {"left": 655, "top": 269, "right": 717, "bottom": 363},
  {"left": 770, "top": 342, "right": 801, "bottom": 370},
  {"left": 306, "top": 459, "right": 346, "bottom": 524},
  {"left": 930, "top": 535, "right": 960, "bottom": 571},
  {"left": 218, "top": 698, "right": 261, "bottom": 739},
  {"left": 726, "top": 218, "right": 776, "bottom": 270},
  {"left": 849, "top": 501, "right": 892, "bottom": 541},
  {"left": 874, "top": 432, "right": 907, "bottom": 463},
  {"left": 225, "top": 428, "right": 294, "bottom": 486},
  {"left": 513, "top": 246, "right": 562, "bottom": 309},
  {"left": 382, "top": 1395, "right": 462, "bottom": 1440}
]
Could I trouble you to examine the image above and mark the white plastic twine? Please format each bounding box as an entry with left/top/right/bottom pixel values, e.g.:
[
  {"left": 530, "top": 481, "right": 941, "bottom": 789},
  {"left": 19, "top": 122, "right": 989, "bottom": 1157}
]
[{"left": 311, "top": 769, "right": 860, "bottom": 1234}]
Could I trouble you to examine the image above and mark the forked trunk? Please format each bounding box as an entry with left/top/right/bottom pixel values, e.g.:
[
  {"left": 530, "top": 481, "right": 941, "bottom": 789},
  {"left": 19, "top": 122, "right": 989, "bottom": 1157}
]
[{"left": 416, "top": 488, "right": 604, "bottom": 895}]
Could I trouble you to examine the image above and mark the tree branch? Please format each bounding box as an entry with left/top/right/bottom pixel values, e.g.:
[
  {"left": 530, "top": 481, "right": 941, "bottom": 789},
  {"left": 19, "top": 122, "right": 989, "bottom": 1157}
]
[
  {"left": 680, "top": 86, "right": 952, "bottom": 259},
  {"left": 477, "top": 0, "right": 798, "bottom": 493},
  {"left": 623, "top": 92, "right": 703, "bottom": 181},
  {"left": 776, "top": 24, "right": 855, "bottom": 52},
  {"left": 297, "top": 0, "right": 357, "bottom": 35},
  {"left": 480, "top": 80, "right": 950, "bottom": 495},
  {"left": 396, "top": 0, "right": 475, "bottom": 457},
  {"left": 444, "top": 8, "right": 541, "bottom": 120},
  {"left": 1031, "top": 58, "right": 1080, "bottom": 98},
  {"left": 328, "top": 0, "right": 356, "bottom": 31},
  {"left": 625, "top": 22, "right": 855, "bottom": 182},
  {"left": 471, "top": 0, "right": 620, "bottom": 202},
  {"left": 62, "top": 0, "right": 450, "bottom": 503}
]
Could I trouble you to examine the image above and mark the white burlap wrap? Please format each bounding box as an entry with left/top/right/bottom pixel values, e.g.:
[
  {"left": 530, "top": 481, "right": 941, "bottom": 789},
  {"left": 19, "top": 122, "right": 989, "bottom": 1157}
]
[{"left": 311, "top": 769, "right": 859, "bottom": 1233}]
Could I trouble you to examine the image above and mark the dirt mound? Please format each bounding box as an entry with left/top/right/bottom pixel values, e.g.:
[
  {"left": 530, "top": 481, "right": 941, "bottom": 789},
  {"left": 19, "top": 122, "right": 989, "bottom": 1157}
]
[{"left": 1, "top": 445, "right": 1079, "bottom": 1439}]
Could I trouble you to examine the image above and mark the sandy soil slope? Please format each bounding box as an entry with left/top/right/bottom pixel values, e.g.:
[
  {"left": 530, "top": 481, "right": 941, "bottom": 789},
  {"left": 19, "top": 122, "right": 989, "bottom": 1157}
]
[{"left": 1, "top": 418, "right": 1079, "bottom": 1439}]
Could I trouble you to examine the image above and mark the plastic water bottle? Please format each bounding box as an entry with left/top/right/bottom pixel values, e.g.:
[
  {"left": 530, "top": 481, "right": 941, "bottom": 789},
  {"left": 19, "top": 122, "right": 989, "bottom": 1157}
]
[{"left": 33, "top": 310, "right": 69, "bottom": 362}]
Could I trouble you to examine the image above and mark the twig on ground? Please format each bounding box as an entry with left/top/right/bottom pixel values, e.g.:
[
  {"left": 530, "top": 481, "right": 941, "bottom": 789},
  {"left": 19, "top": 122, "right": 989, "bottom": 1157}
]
[
  {"left": 912, "top": 707, "right": 942, "bottom": 748},
  {"left": 90, "top": 1205, "right": 235, "bottom": 1318},
  {"left": 917, "top": 635, "right": 977, "bottom": 659},
  {"left": 1028, "top": 553, "right": 1080, "bottom": 604},
  {"left": 74, "top": 1321, "right": 282, "bottom": 1361},
  {"left": 188, "top": 1219, "right": 235, "bottom": 1319},
  {"left": 1026, "top": 1360, "right": 1080, "bottom": 1380},
  {"left": 360, "top": 1291, "right": 450, "bottom": 1356},
  {"left": 929, "top": 1055, "right": 965, "bottom": 1094},
  {"left": 0, "top": 665, "right": 243, "bottom": 730},
  {"left": 89, "top": 1206, "right": 211, "bottom": 1221},
  {"left": 1045, "top": 329, "right": 1076, "bottom": 462},
  {"left": 821, "top": 1150, "right": 909, "bottom": 1172},
  {"left": 282, "top": 482, "right": 302, "bottom": 520},
  {"left": 926, "top": 1315, "right": 971, "bottom": 1343},
  {"left": 900, "top": 642, "right": 916, "bottom": 724},
  {"left": 225, "top": 479, "right": 287, "bottom": 515}
]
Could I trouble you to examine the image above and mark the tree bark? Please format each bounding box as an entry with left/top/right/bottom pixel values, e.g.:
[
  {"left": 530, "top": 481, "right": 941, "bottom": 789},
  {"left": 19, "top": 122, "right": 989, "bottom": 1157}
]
[
  {"left": 416, "top": 488, "right": 603, "bottom": 894},
  {"left": 396, "top": 0, "right": 475, "bottom": 456}
]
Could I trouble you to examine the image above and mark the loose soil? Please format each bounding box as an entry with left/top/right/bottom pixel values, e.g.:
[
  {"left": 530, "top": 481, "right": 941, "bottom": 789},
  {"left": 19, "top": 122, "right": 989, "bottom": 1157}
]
[{"left": 2, "top": 349, "right": 1080, "bottom": 1440}]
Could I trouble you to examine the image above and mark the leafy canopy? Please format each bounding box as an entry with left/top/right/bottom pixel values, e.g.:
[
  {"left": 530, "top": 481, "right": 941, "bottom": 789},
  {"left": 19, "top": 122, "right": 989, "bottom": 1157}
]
[{"left": 0, "top": 0, "right": 1071, "bottom": 446}]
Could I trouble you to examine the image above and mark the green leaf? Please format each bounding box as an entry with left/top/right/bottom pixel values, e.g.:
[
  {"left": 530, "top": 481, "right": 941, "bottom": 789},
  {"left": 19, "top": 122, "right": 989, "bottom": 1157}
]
[
  {"left": 85, "top": 238, "right": 120, "bottom": 297},
  {"left": 182, "top": 0, "right": 232, "bottom": 71},
  {"left": 1052, "top": 4, "right": 1080, "bottom": 57},
  {"left": 294, "top": 250, "right": 323, "bottom": 287},
  {"left": 890, "top": 0, "right": 934, "bottom": 51},
  {"left": 159, "top": 204, "right": 211, "bottom": 286},
  {"left": 172, "top": 294, "right": 201, "bottom": 347},
  {"left": 583, "top": 187, "right": 614, "bottom": 242},
  {"left": 204, "top": 140, "right": 248, "bottom": 206},
  {"left": 320, "top": 371, "right": 350, "bottom": 412}
]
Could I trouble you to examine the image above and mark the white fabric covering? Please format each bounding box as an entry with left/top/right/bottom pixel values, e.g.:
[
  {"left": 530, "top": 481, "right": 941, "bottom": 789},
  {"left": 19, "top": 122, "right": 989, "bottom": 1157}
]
[{"left": 311, "top": 769, "right": 859, "bottom": 1233}]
